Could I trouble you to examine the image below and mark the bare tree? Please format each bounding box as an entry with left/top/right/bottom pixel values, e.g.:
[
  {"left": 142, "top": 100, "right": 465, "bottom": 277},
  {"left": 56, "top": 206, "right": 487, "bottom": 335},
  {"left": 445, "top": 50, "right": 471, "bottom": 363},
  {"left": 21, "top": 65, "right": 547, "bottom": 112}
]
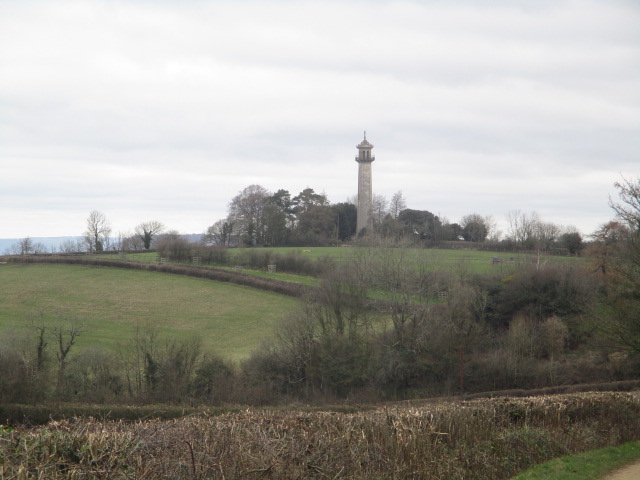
[
  {"left": 389, "top": 190, "right": 407, "bottom": 220},
  {"left": 28, "top": 315, "right": 49, "bottom": 374},
  {"left": 205, "top": 218, "right": 235, "bottom": 246},
  {"left": 599, "top": 177, "right": 640, "bottom": 354},
  {"left": 19, "top": 237, "right": 33, "bottom": 254},
  {"left": 53, "top": 322, "right": 85, "bottom": 392},
  {"left": 113, "top": 231, "right": 133, "bottom": 252},
  {"left": 589, "top": 220, "right": 629, "bottom": 274},
  {"left": 228, "top": 184, "right": 270, "bottom": 246},
  {"left": 6, "top": 238, "right": 31, "bottom": 255},
  {"left": 607, "top": 176, "right": 640, "bottom": 278},
  {"left": 610, "top": 176, "right": 640, "bottom": 231},
  {"left": 371, "top": 194, "right": 388, "bottom": 231},
  {"left": 506, "top": 210, "right": 541, "bottom": 248},
  {"left": 84, "top": 210, "right": 111, "bottom": 253},
  {"left": 5, "top": 237, "right": 47, "bottom": 255},
  {"left": 59, "top": 238, "right": 86, "bottom": 254},
  {"left": 536, "top": 221, "right": 562, "bottom": 251},
  {"left": 135, "top": 221, "right": 165, "bottom": 250},
  {"left": 127, "top": 233, "right": 145, "bottom": 250}
]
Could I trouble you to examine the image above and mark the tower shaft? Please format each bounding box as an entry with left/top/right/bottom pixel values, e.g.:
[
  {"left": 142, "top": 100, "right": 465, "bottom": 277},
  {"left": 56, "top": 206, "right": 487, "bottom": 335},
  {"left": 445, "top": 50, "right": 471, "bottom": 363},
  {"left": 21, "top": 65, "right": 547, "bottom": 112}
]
[{"left": 355, "top": 134, "right": 375, "bottom": 234}]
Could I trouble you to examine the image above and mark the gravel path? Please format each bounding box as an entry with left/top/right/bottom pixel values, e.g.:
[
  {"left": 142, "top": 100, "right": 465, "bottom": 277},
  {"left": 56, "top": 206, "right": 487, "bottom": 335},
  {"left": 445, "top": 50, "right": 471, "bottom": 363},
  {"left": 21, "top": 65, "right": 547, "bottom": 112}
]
[{"left": 601, "top": 460, "right": 640, "bottom": 480}]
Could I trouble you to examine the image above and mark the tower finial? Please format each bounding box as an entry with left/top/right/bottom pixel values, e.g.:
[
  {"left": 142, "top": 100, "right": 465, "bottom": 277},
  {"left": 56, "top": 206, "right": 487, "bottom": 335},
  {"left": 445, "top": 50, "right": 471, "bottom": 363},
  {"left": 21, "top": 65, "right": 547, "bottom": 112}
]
[{"left": 364, "top": 130, "right": 366, "bottom": 140}]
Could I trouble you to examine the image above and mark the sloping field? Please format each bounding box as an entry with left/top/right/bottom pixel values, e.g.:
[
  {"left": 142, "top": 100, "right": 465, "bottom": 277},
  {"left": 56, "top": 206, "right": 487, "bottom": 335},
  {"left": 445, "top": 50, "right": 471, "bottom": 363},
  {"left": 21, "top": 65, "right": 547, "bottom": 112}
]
[{"left": 0, "top": 263, "right": 299, "bottom": 360}]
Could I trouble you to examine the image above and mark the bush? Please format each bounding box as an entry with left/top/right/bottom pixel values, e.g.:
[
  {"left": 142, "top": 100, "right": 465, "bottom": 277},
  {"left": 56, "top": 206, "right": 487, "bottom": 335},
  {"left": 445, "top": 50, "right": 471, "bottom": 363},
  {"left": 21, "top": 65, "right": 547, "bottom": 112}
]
[
  {"left": 156, "top": 237, "right": 192, "bottom": 261},
  {"left": 272, "top": 251, "right": 331, "bottom": 276},
  {"left": 64, "top": 347, "right": 124, "bottom": 403},
  {"left": 195, "top": 246, "right": 231, "bottom": 266},
  {"left": 190, "top": 354, "right": 235, "bottom": 403},
  {"left": 489, "top": 264, "right": 601, "bottom": 327}
]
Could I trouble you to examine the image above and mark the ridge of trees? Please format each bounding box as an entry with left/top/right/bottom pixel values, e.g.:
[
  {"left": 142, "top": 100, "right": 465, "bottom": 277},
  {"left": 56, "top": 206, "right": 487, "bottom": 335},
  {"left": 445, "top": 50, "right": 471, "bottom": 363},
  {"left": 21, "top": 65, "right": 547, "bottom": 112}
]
[
  {"left": 202, "top": 184, "right": 584, "bottom": 254},
  {"left": 6, "top": 184, "right": 591, "bottom": 256}
]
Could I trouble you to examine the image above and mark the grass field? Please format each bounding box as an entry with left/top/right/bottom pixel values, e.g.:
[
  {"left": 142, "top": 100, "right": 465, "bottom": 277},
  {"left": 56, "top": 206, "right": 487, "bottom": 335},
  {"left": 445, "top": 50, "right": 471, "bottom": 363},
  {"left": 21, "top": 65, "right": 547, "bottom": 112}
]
[
  {"left": 127, "top": 245, "right": 581, "bottom": 278},
  {"left": 2, "top": 247, "right": 584, "bottom": 362},
  {"left": 0, "top": 263, "right": 299, "bottom": 360},
  {"left": 230, "top": 246, "right": 538, "bottom": 275}
]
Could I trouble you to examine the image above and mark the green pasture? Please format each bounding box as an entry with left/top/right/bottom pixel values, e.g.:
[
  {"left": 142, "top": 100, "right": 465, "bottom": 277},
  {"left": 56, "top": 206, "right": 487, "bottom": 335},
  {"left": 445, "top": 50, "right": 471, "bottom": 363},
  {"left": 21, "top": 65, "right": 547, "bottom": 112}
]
[
  {"left": 232, "top": 246, "right": 522, "bottom": 272},
  {"left": 0, "top": 264, "right": 299, "bottom": 361},
  {"left": 125, "top": 246, "right": 582, "bottom": 279},
  {"left": 248, "top": 246, "right": 583, "bottom": 273}
]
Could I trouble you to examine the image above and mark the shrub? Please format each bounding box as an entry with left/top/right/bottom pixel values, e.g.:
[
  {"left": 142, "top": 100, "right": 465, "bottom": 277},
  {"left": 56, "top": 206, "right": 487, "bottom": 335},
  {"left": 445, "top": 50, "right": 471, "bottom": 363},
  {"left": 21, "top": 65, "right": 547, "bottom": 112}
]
[
  {"left": 190, "top": 354, "right": 235, "bottom": 403},
  {"left": 64, "top": 347, "right": 124, "bottom": 403},
  {"left": 195, "top": 245, "right": 231, "bottom": 266},
  {"left": 489, "top": 264, "right": 600, "bottom": 327},
  {"left": 156, "top": 237, "right": 191, "bottom": 261}
]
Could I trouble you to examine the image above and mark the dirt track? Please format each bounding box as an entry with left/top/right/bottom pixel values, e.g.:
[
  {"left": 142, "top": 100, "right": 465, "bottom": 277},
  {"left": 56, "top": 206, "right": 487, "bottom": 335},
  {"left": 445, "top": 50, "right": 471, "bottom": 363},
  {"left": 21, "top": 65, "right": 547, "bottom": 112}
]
[{"left": 601, "top": 460, "right": 640, "bottom": 480}]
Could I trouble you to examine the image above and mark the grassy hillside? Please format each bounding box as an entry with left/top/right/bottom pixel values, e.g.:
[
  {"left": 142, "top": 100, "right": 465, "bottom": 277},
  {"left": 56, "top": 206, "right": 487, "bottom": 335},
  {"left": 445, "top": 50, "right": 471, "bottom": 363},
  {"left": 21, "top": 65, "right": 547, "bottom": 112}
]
[{"left": 0, "top": 263, "right": 299, "bottom": 360}]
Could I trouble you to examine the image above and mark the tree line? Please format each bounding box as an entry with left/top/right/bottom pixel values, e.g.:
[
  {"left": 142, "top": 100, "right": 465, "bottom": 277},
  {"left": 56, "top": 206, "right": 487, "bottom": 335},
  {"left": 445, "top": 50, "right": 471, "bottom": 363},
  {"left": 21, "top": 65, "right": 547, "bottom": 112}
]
[
  {"left": 4, "top": 215, "right": 166, "bottom": 255},
  {"left": 204, "top": 184, "right": 584, "bottom": 253},
  {"left": 7, "top": 182, "right": 589, "bottom": 256}
]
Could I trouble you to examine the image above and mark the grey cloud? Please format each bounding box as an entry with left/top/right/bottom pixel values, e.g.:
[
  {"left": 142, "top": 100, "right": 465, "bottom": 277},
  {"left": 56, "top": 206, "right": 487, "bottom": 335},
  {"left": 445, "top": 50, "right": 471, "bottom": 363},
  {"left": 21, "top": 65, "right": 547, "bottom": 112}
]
[{"left": 0, "top": 0, "right": 637, "bottom": 238}]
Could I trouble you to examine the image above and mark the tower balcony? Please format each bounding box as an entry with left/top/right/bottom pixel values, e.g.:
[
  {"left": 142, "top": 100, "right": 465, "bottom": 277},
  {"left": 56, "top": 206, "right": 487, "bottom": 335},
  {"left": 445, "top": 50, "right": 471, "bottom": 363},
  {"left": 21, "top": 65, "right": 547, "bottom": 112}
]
[{"left": 355, "top": 156, "right": 375, "bottom": 163}]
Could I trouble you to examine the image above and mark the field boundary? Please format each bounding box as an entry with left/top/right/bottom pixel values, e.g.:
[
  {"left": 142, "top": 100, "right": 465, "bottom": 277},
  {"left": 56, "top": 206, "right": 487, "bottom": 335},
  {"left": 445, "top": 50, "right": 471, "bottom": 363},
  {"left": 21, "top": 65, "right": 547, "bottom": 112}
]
[
  {"left": 2, "top": 380, "right": 639, "bottom": 425},
  {"left": 1, "top": 392, "right": 639, "bottom": 479},
  {"left": 1, "top": 255, "right": 314, "bottom": 298},
  {"left": 457, "top": 379, "right": 640, "bottom": 401}
]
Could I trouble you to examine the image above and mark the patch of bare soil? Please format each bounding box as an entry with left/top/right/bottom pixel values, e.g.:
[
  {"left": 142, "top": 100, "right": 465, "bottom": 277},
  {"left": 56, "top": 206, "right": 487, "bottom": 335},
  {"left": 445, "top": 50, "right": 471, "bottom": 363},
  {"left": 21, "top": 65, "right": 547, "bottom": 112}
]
[{"left": 601, "top": 461, "right": 640, "bottom": 480}]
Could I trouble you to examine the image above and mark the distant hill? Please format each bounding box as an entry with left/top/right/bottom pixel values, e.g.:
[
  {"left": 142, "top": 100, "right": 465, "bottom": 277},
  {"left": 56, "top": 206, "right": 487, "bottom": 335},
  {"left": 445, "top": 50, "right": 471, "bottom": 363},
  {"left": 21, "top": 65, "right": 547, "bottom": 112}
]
[
  {"left": 182, "top": 233, "right": 203, "bottom": 243},
  {"left": 0, "top": 236, "right": 81, "bottom": 254},
  {"left": 0, "top": 234, "right": 203, "bottom": 255}
]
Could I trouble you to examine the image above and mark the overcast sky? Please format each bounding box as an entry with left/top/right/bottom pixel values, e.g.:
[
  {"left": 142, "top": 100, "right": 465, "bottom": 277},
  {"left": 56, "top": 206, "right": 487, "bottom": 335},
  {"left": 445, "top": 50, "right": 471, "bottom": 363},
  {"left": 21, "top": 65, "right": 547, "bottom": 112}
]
[{"left": 1, "top": 0, "right": 638, "bottom": 240}]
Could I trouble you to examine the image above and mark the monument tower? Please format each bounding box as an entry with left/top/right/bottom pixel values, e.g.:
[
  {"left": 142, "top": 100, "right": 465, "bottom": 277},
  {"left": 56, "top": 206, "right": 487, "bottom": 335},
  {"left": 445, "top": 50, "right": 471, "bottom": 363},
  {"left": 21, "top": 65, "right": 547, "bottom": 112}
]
[{"left": 355, "top": 132, "right": 375, "bottom": 234}]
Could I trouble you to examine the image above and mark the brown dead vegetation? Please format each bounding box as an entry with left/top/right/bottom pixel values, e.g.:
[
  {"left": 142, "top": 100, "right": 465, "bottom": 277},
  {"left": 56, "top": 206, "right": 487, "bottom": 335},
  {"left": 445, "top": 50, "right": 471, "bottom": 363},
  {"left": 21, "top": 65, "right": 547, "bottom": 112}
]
[{"left": 1, "top": 392, "right": 639, "bottom": 479}]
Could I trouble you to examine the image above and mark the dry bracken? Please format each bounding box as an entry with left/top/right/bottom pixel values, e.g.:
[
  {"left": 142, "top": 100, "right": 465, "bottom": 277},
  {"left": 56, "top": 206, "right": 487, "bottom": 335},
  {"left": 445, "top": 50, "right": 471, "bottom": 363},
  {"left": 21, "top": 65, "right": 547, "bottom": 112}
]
[{"left": 1, "top": 392, "right": 639, "bottom": 479}]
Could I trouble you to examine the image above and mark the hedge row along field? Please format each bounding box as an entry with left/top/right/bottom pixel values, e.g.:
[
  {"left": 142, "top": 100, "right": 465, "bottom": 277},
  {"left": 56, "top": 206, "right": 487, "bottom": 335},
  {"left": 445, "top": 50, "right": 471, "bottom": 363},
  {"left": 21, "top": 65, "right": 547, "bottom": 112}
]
[
  {"left": 1, "top": 392, "right": 639, "bottom": 479},
  {"left": 1, "top": 255, "right": 313, "bottom": 297}
]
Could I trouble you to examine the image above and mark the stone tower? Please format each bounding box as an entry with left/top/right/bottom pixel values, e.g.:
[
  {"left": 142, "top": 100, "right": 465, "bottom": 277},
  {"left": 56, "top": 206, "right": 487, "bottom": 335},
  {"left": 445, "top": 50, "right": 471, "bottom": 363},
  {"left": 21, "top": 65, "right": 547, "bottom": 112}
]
[{"left": 355, "top": 132, "right": 375, "bottom": 234}]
